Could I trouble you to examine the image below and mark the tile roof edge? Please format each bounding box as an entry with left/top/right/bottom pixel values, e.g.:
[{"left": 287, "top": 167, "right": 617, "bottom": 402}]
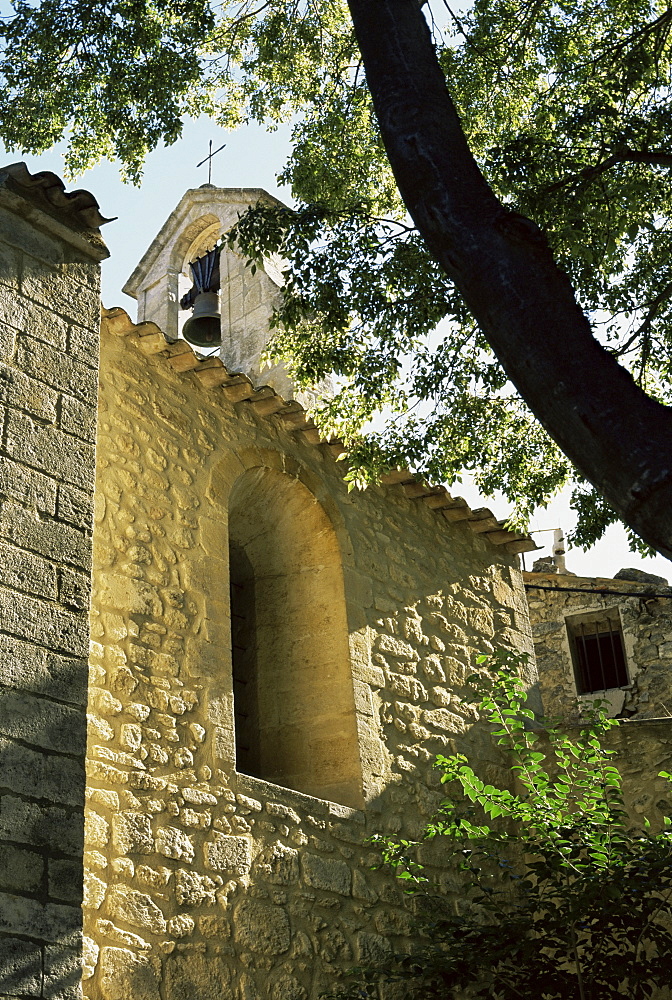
[
  {"left": 0, "top": 161, "right": 115, "bottom": 230},
  {"left": 101, "top": 305, "right": 538, "bottom": 557}
]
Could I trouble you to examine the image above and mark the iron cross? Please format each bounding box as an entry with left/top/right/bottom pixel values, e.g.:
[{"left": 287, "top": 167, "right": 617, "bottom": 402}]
[{"left": 197, "top": 140, "right": 227, "bottom": 185}]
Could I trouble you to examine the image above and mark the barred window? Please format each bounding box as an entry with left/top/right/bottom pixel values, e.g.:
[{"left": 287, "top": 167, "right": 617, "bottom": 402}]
[{"left": 566, "top": 610, "right": 628, "bottom": 694}]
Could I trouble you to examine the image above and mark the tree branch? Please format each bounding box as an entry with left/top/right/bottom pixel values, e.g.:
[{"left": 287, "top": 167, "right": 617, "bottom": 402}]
[
  {"left": 612, "top": 283, "right": 672, "bottom": 358},
  {"left": 543, "top": 148, "right": 672, "bottom": 195}
]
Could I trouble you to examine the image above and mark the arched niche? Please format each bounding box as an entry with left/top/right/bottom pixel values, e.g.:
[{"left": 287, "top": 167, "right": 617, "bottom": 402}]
[
  {"left": 228, "top": 466, "right": 364, "bottom": 808},
  {"left": 174, "top": 216, "right": 222, "bottom": 342}
]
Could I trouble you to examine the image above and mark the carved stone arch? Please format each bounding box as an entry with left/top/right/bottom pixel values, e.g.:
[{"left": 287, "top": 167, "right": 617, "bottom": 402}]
[
  {"left": 169, "top": 212, "right": 222, "bottom": 274},
  {"left": 170, "top": 214, "right": 223, "bottom": 341},
  {"left": 205, "top": 446, "right": 357, "bottom": 577},
  {"left": 225, "top": 463, "right": 364, "bottom": 808},
  {"left": 227, "top": 446, "right": 355, "bottom": 556},
  {"left": 169, "top": 211, "right": 259, "bottom": 283}
]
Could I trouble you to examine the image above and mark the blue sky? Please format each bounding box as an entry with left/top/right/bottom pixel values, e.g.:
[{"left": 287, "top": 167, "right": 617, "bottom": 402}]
[{"left": 3, "top": 119, "right": 670, "bottom": 583}]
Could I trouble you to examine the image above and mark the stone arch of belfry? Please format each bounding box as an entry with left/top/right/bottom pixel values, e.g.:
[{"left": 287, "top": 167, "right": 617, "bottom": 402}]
[
  {"left": 169, "top": 213, "right": 221, "bottom": 276},
  {"left": 172, "top": 216, "right": 223, "bottom": 341},
  {"left": 227, "top": 465, "right": 364, "bottom": 809}
]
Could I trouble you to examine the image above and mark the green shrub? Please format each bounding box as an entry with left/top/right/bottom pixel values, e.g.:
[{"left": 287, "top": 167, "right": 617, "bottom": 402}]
[{"left": 325, "top": 650, "right": 672, "bottom": 1000}]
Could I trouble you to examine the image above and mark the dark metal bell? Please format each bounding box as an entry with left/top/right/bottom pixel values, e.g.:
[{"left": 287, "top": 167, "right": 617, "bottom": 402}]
[{"left": 182, "top": 291, "right": 222, "bottom": 348}]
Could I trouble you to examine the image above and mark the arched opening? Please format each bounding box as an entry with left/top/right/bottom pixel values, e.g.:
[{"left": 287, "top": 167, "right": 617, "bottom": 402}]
[
  {"left": 228, "top": 467, "right": 363, "bottom": 808},
  {"left": 229, "top": 541, "right": 258, "bottom": 776},
  {"left": 177, "top": 220, "right": 221, "bottom": 344}
]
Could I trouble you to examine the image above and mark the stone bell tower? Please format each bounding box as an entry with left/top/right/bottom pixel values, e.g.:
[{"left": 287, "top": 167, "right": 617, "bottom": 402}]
[{"left": 123, "top": 185, "right": 296, "bottom": 398}]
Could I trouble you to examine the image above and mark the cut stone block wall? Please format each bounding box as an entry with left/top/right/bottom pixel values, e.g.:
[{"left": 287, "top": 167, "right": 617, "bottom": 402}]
[
  {"left": 82, "top": 313, "right": 535, "bottom": 1000},
  {"left": 0, "top": 172, "right": 107, "bottom": 999}
]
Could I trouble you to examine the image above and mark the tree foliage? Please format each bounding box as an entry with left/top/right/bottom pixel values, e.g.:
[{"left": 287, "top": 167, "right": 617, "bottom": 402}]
[
  {"left": 226, "top": 0, "right": 672, "bottom": 544},
  {"left": 323, "top": 650, "right": 672, "bottom": 1000},
  {"left": 3, "top": 1, "right": 672, "bottom": 545}
]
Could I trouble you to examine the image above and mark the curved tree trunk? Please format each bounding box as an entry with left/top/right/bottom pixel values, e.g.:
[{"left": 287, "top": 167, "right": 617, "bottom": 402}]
[{"left": 347, "top": 0, "right": 672, "bottom": 561}]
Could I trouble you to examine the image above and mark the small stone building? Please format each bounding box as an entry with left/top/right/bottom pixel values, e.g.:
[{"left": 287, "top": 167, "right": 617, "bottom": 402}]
[
  {"left": 0, "top": 168, "right": 539, "bottom": 1000},
  {"left": 525, "top": 559, "right": 672, "bottom": 830},
  {"left": 525, "top": 558, "right": 672, "bottom": 721}
]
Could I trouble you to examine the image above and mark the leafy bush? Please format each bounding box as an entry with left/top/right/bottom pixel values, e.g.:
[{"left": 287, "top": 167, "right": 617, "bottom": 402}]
[{"left": 325, "top": 650, "right": 672, "bottom": 1000}]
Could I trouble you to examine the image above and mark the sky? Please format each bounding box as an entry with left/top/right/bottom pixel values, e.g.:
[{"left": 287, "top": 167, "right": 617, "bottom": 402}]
[{"left": 3, "top": 117, "right": 670, "bottom": 584}]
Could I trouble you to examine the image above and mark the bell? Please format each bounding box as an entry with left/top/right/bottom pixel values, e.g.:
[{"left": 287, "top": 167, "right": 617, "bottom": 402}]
[{"left": 182, "top": 291, "right": 222, "bottom": 348}]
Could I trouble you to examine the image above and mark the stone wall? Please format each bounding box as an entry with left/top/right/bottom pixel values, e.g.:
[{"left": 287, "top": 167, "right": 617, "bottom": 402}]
[
  {"left": 525, "top": 571, "right": 672, "bottom": 721},
  {"left": 82, "top": 310, "right": 535, "bottom": 1000},
  {"left": 602, "top": 719, "right": 672, "bottom": 832},
  {"left": 0, "top": 167, "right": 108, "bottom": 999}
]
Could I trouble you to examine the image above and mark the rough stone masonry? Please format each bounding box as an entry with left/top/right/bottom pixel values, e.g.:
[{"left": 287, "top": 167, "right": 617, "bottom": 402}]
[
  {"left": 0, "top": 164, "right": 109, "bottom": 1000},
  {"left": 81, "top": 303, "right": 535, "bottom": 1000}
]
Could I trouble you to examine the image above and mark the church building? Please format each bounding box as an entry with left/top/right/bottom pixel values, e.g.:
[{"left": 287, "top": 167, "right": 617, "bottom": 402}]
[{"left": 6, "top": 164, "right": 659, "bottom": 1000}]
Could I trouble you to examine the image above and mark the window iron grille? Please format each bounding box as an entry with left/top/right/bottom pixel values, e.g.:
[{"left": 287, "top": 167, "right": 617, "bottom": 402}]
[{"left": 568, "top": 614, "right": 628, "bottom": 694}]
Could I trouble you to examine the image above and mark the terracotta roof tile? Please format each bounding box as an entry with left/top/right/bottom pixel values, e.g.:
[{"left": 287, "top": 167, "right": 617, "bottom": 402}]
[
  {"left": 102, "top": 305, "right": 538, "bottom": 557},
  {"left": 1, "top": 161, "right": 114, "bottom": 230}
]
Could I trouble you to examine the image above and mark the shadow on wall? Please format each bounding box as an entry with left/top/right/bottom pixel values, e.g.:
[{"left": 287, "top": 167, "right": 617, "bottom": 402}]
[
  {"left": 0, "top": 197, "right": 102, "bottom": 999},
  {"left": 0, "top": 936, "right": 84, "bottom": 998},
  {"left": 0, "top": 663, "right": 87, "bottom": 997}
]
